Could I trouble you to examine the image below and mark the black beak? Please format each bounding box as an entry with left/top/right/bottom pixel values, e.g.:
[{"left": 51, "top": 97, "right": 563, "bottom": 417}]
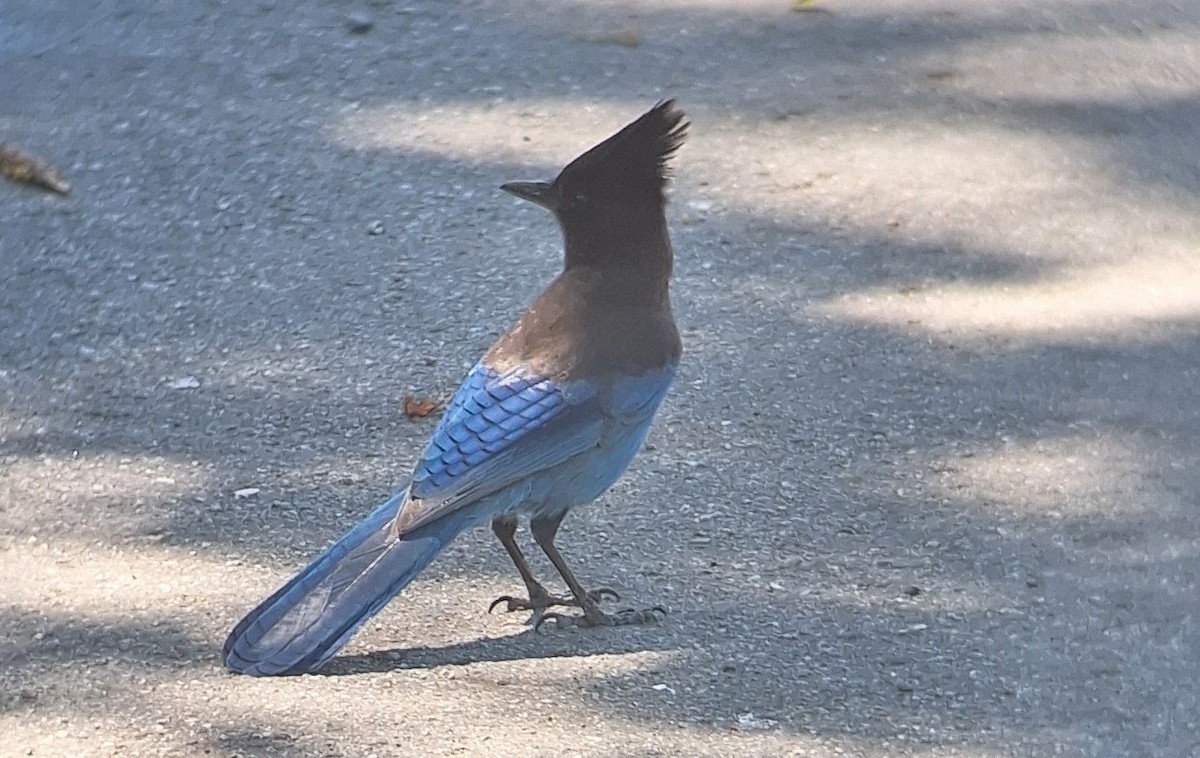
[{"left": 500, "top": 180, "right": 556, "bottom": 211}]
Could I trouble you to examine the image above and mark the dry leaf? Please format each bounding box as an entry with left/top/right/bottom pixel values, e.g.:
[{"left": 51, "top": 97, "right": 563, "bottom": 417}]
[
  {"left": 792, "top": 0, "right": 830, "bottom": 13},
  {"left": 0, "top": 143, "right": 70, "bottom": 194},
  {"left": 403, "top": 394, "right": 439, "bottom": 418}
]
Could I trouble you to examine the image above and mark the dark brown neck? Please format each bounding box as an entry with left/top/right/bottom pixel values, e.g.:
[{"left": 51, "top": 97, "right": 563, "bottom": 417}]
[{"left": 560, "top": 210, "right": 673, "bottom": 303}]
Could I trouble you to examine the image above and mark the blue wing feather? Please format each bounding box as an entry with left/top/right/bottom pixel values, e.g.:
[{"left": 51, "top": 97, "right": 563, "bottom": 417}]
[
  {"left": 394, "top": 361, "right": 675, "bottom": 535},
  {"left": 410, "top": 363, "right": 595, "bottom": 500}
]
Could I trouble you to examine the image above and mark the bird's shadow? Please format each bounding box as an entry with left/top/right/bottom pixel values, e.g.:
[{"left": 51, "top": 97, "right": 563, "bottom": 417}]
[{"left": 316, "top": 623, "right": 680, "bottom": 676}]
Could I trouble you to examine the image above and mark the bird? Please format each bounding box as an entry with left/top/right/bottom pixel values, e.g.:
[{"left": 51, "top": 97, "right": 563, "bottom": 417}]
[{"left": 222, "top": 100, "right": 688, "bottom": 676}]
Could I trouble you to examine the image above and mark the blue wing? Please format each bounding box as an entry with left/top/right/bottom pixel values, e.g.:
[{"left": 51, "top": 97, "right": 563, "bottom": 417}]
[
  {"left": 413, "top": 363, "right": 592, "bottom": 496},
  {"left": 393, "top": 361, "right": 675, "bottom": 534},
  {"left": 393, "top": 362, "right": 598, "bottom": 532}
]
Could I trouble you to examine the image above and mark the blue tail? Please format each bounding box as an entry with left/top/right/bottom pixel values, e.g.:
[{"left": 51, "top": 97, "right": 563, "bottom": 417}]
[{"left": 223, "top": 491, "right": 468, "bottom": 676}]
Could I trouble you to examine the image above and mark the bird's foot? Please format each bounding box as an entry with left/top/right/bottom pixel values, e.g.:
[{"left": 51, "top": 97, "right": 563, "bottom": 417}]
[
  {"left": 536, "top": 605, "right": 667, "bottom": 632},
  {"left": 488, "top": 588, "right": 618, "bottom": 617}
]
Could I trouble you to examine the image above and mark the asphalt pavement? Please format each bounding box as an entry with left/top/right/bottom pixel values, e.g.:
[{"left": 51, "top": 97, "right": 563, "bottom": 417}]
[{"left": 2, "top": 1, "right": 1198, "bottom": 756}]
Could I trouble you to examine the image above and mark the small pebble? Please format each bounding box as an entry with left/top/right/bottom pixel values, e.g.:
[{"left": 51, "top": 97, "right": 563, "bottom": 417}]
[{"left": 346, "top": 13, "right": 373, "bottom": 34}]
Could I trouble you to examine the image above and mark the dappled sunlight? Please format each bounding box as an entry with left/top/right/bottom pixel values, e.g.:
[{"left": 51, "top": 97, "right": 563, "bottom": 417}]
[
  {"left": 331, "top": 98, "right": 659, "bottom": 173},
  {"left": 923, "top": 26, "right": 1200, "bottom": 103},
  {"left": 2, "top": 532, "right": 546, "bottom": 625},
  {"left": 2, "top": 525, "right": 1035, "bottom": 639},
  {"left": 0, "top": 452, "right": 208, "bottom": 537},
  {"left": 1, "top": 721, "right": 162, "bottom": 758},
  {"left": 332, "top": 96, "right": 1200, "bottom": 339},
  {"left": 334, "top": 97, "right": 1175, "bottom": 250},
  {"left": 806, "top": 576, "right": 1030, "bottom": 619},
  {"left": 2, "top": 536, "right": 269, "bottom": 614},
  {"left": 327, "top": 9, "right": 1200, "bottom": 352},
  {"left": 2, "top": 538, "right": 273, "bottom": 694},
  {"left": 1, "top": 649, "right": 843, "bottom": 758},
  {"left": 928, "top": 432, "right": 1171, "bottom": 520},
  {"left": 812, "top": 249, "right": 1200, "bottom": 342}
]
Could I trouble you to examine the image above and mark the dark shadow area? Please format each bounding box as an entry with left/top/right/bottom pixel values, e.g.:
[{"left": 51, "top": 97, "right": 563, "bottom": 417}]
[
  {"left": 324, "top": 625, "right": 681, "bottom": 675},
  {"left": 1, "top": 607, "right": 216, "bottom": 672},
  {"left": 1003, "top": 92, "right": 1200, "bottom": 198},
  {"left": 0, "top": 606, "right": 216, "bottom": 718},
  {"left": 209, "top": 729, "right": 309, "bottom": 757}
]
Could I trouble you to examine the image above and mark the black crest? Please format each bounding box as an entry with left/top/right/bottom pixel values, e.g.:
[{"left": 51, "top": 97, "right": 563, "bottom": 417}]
[{"left": 555, "top": 100, "right": 689, "bottom": 202}]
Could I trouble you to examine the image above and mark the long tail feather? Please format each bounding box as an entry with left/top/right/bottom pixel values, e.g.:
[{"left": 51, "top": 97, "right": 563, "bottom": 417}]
[{"left": 223, "top": 492, "right": 465, "bottom": 676}]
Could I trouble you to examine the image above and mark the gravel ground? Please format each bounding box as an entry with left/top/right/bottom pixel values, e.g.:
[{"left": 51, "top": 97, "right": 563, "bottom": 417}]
[{"left": 2, "top": 1, "right": 1199, "bottom": 756}]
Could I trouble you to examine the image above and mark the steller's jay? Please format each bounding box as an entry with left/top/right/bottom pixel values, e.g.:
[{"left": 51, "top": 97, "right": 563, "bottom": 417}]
[{"left": 223, "top": 100, "right": 688, "bottom": 676}]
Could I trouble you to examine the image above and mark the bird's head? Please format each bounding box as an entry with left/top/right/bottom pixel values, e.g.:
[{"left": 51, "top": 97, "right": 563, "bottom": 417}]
[{"left": 501, "top": 100, "right": 688, "bottom": 236}]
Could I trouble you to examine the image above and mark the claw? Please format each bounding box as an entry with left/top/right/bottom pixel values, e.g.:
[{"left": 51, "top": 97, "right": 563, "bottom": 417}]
[
  {"left": 487, "top": 587, "right": 618, "bottom": 618},
  {"left": 535, "top": 605, "right": 668, "bottom": 632},
  {"left": 614, "top": 606, "right": 668, "bottom": 623},
  {"left": 488, "top": 595, "right": 521, "bottom": 614},
  {"left": 534, "top": 611, "right": 568, "bottom": 633}
]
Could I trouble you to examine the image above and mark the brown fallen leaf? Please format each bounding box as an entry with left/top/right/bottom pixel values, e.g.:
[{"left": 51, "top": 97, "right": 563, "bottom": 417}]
[
  {"left": 793, "top": 0, "right": 831, "bottom": 13},
  {"left": 403, "top": 394, "right": 440, "bottom": 418},
  {"left": 0, "top": 142, "right": 70, "bottom": 194}
]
